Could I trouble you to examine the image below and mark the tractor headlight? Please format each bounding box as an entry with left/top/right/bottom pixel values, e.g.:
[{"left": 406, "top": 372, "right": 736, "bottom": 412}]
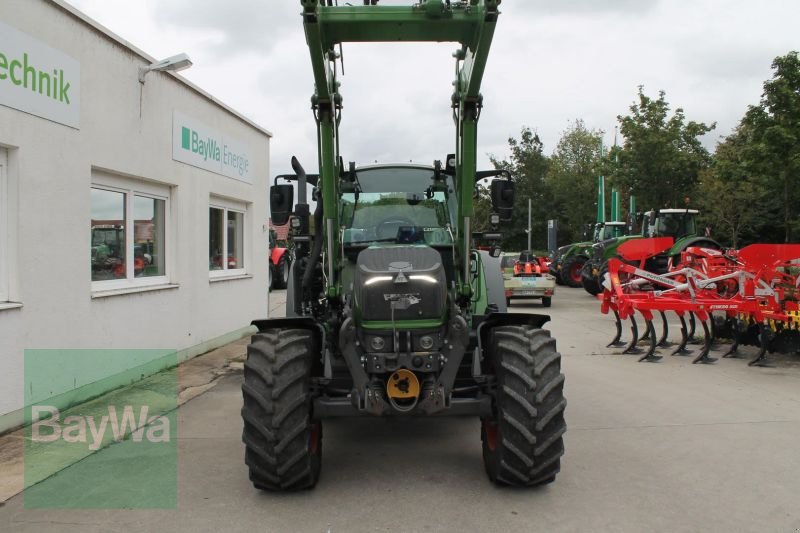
[
  {"left": 419, "top": 335, "right": 435, "bottom": 351},
  {"left": 370, "top": 336, "right": 386, "bottom": 351}
]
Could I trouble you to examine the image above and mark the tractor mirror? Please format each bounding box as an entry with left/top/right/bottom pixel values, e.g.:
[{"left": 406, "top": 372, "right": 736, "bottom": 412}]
[
  {"left": 489, "top": 246, "right": 502, "bottom": 258},
  {"left": 490, "top": 179, "right": 515, "bottom": 222},
  {"left": 270, "top": 184, "right": 294, "bottom": 226}
]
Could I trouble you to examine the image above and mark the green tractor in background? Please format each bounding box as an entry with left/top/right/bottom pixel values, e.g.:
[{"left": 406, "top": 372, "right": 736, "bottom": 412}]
[
  {"left": 551, "top": 221, "right": 628, "bottom": 287},
  {"left": 580, "top": 208, "right": 721, "bottom": 295},
  {"left": 241, "top": 0, "right": 566, "bottom": 492}
]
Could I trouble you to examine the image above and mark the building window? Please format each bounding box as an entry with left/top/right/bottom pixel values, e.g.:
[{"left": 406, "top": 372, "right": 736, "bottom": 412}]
[
  {"left": 91, "top": 173, "right": 170, "bottom": 290},
  {"left": 0, "top": 147, "right": 7, "bottom": 302},
  {"left": 209, "top": 201, "right": 246, "bottom": 276}
]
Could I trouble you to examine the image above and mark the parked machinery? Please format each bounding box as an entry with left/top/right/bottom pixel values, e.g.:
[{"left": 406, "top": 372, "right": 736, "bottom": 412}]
[
  {"left": 241, "top": 0, "right": 566, "bottom": 491},
  {"left": 599, "top": 237, "right": 800, "bottom": 367}
]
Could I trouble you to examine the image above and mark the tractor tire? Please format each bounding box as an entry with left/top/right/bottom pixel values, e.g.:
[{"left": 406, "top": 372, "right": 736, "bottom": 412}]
[
  {"left": 481, "top": 326, "right": 567, "bottom": 487},
  {"left": 273, "top": 254, "right": 291, "bottom": 290},
  {"left": 553, "top": 269, "right": 564, "bottom": 286},
  {"left": 268, "top": 264, "right": 274, "bottom": 292},
  {"left": 241, "top": 328, "right": 322, "bottom": 491},
  {"left": 560, "top": 255, "right": 586, "bottom": 288},
  {"left": 580, "top": 263, "right": 602, "bottom": 296},
  {"left": 542, "top": 297, "right": 552, "bottom": 308}
]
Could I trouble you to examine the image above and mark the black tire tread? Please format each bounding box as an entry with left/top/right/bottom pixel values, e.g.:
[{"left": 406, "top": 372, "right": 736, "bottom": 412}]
[
  {"left": 560, "top": 255, "right": 586, "bottom": 288},
  {"left": 483, "top": 326, "right": 567, "bottom": 487},
  {"left": 241, "top": 328, "right": 321, "bottom": 491}
]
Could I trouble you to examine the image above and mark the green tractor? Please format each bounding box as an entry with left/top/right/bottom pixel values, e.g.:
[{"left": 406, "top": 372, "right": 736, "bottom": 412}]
[
  {"left": 580, "top": 208, "right": 721, "bottom": 295},
  {"left": 551, "top": 221, "right": 628, "bottom": 287},
  {"left": 241, "top": 0, "right": 566, "bottom": 491}
]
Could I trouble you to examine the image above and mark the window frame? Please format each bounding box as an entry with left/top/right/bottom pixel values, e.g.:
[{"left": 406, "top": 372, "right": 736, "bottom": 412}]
[
  {"left": 90, "top": 174, "right": 172, "bottom": 292},
  {"left": 0, "top": 147, "right": 8, "bottom": 302},
  {"left": 209, "top": 197, "right": 247, "bottom": 279}
]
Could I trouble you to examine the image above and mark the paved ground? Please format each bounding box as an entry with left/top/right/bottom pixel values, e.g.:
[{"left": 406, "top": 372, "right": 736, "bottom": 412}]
[{"left": 4, "top": 287, "right": 800, "bottom": 532}]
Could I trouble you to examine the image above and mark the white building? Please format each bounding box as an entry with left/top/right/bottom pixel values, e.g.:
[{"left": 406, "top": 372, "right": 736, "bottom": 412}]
[{"left": 0, "top": 0, "right": 271, "bottom": 432}]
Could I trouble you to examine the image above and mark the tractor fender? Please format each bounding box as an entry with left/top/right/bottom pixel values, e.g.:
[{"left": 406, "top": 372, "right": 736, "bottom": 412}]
[
  {"left": 251, "top": 317, "right": 326, "bottom": 351},
  {"left": 475, "top": 312, "right": 550, "bottom": 355},
  {"left": 478, "top": 250, "right": 508, "bottom": 313},
  {"left": 270, "top": 246, "right": 288, "bottom": 265}
]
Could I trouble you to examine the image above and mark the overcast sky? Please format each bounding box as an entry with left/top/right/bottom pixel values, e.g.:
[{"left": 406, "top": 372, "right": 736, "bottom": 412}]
[{"left": 66, "top": 0, "right": 799, "bottom": 175}]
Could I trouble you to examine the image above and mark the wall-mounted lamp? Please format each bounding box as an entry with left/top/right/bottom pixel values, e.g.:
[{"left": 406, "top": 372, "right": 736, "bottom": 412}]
[{"left": 138, "top": 53, "right": 193, "bottom": 84}]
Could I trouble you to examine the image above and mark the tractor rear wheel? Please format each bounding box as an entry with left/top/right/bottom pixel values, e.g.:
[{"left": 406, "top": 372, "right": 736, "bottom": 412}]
[
  {"left": 482, "top": 326, "right": 567, "bottom": 487},
  {"left": 542, "top": 297, "right": 552, "bottom": 308},
  {"left": 241, "top": 328, "right": 321, "bottom": 491},
  {"left": 273, "top": 254, "right": 291, "bottom": 290},
  {"left": 560, "top": 256, "right": 586, "bottom": 288}
]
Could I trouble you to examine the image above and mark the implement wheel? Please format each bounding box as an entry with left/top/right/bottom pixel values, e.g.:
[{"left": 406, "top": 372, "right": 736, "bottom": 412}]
[
  {"left": 241, "top": 328, "right": 321, "bottom": 491},
  {"left": 560, "top": 255, "right": 586, "bottom": 288},
  {"left": 481, "top": 326, "right": 567, "bottom": 487}
]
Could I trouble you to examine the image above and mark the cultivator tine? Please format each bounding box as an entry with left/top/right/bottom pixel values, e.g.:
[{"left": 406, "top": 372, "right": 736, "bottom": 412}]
[
  {"left": 623, "top": 315, "right": 643, "bottom": 354},
  {"left": 687, "top": 312, "right": 699, "bottom": 344},
  {"left": 607, "top": 310, "right": 625, "bottom": 348},
  {"left": 748, "top": 325, "right": 774, "bottom": 368},
  {"left": 672, "top": 313, "right": 692, "bottom": 356},
  {"left": 638, "top": 321, "right": 651, "bottom": 343},
  {"left": 707, "top": 316, "right": 718, "bottom": 349},
  {"left": 656, "top": 311, "right": 672, "bottom": 347},
  {"left": 723, "top": 318, "right": 742, "bottom": 358},
  {"left": 692, "top": 319, "right": 718, "bottom": 364},
  {"left": 638, "top": 319, "right": 663, "bottom": 363}
]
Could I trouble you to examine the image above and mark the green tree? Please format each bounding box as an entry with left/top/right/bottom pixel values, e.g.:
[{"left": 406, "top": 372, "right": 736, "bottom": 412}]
[
  {"left": 547, "top": 120, "right": 605, "bottom": 243},
  {"left": 697, "top": 125, "right": 766, "bottom": 247},
  {"left": 613, "top": 87, "right": 715, "bottom": 211},
  {"left": 743, "top": 51, "right": 800, "bottom": 242},
  {"left": 490, "top": 127, "right": 551, "bottom": 251}
]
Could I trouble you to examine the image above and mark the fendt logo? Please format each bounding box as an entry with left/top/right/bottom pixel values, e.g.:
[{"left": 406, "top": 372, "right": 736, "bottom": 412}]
[
  {"left": 181, "top": 126, "right": 221, "bottom": 162},
  {"left": 31, "top": 405, "right": 170, "bottom": 451}
]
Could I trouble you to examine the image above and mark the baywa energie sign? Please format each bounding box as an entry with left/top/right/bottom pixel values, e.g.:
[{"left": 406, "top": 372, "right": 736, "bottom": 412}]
[
  {"left": 0, "top": 20, "right": 80, "bottom": 129},
  {"left": 173, "top": 112, "right": 254, "bottom": 184}
]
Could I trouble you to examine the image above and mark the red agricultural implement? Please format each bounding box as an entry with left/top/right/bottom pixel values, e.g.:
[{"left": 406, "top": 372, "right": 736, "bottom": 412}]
[{"left": 599, "top": 238, "right": 800, "bottom": 367}]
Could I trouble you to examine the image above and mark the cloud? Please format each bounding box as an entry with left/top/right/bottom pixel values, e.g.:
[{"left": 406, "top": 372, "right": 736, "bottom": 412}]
[
  {"left": 506, "top": 0, "right": 660, "bottom": 16},
  {"left": 155, "top": 0, "right": 302, "bottom": 57}
]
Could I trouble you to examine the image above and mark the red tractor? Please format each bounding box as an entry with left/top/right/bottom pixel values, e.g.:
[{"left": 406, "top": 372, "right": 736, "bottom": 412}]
[{"left": 268, "top": 228, "right": 291, "bottom": 291}]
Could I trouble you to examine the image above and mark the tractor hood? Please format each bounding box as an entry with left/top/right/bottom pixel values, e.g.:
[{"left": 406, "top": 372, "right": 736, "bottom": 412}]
[{"left": 354, "top": 245, "right": 446, "bottom": 327}]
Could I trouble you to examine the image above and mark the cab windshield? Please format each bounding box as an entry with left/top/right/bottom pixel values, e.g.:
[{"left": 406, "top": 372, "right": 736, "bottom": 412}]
[
  {"left": 646, "top": 213, "right": 697, "bottom": 238},
  {"left": 340, "top": 167, "right": 455, "bottom": 246}
]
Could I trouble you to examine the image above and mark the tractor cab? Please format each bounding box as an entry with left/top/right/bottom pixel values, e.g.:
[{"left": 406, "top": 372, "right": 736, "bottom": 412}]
[
  {"left": 594, "top": 221, "right": 628, "bottom": 242},
  {"left": 340, "top": 165, "right": 456, "bottom": 249},
  {"left": 643, "top": 209, "right": 699, "bottom": 239}
]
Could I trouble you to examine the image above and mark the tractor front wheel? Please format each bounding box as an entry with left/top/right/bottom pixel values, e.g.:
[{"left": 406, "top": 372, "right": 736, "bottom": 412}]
[
  {"left": 482, "top": 326, "right": 567, "bottom": 487},
  {"left": 241, "top": 328, "right": 321, "bottom": 491},
  {"left": 580, "top": 263, "right": 602, "bottom": 296},
  {"left": 560, "top": 256, "right": 586, "bottom": 288}
]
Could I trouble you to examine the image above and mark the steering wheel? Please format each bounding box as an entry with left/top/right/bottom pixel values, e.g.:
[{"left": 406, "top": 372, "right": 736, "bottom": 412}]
[{"left": 376, "top": 218, "right": 416, "bottom": 240}]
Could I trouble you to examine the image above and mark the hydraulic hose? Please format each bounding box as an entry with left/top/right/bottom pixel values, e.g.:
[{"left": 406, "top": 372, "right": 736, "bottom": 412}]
[{"left": 304, "top": 199, "right": 324, "bottom": 289}]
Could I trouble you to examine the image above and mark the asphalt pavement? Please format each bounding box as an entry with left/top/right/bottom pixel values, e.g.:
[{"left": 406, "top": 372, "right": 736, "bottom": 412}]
[{"left": 3, "top": 287, "right": 800, "bottom": 532}]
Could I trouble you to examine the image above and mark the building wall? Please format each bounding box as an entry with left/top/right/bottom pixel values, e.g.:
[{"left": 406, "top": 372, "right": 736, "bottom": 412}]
[{"left": 0, "top": 0, "right": 270, "bottom": 430}]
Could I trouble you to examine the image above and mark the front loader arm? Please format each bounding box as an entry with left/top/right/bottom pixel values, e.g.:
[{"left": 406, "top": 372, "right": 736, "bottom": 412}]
[{"left": 300, "top": 0, "right": 500, "bottom": 302}]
